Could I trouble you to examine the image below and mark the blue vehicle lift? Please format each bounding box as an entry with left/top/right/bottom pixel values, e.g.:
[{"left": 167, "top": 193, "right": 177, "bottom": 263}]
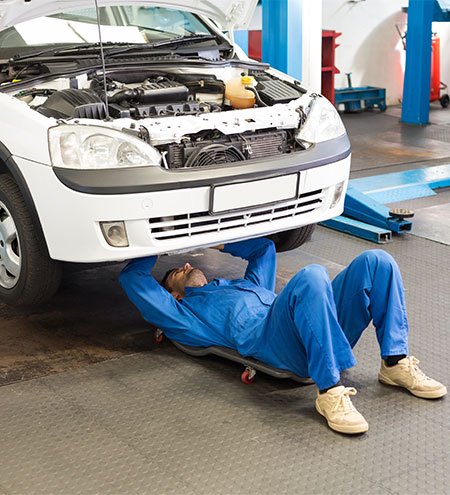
[
  {"left": 402, "top": 0, "right": 450, "bottom": 125},
  {"left": 321, "top": 164, "right": 450, "bottom": 243},
  {"left": 235, "top": 1, "right": 304, "bottom": 81},
  {"left": 321, "top": 216, "right": 393, "bottom": 244},
  {"left": 261, "top": 0, "right": 303, "bottom": 81},
  {"left": 234, "top": 30, "right": 249, "bottom": 55}
]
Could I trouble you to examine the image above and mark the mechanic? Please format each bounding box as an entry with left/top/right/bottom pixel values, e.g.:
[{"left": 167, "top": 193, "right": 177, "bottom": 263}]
[{"left": 119, "top": 238, "right": 447, "bottom": 434}]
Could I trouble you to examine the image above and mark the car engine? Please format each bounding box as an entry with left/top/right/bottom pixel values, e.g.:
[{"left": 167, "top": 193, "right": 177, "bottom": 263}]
[{"left": 16, "top": 70, "right": 307, "bottom": 169}]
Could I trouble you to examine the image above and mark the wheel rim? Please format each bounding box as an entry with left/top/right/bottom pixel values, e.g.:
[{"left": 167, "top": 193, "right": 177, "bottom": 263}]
[{"left": 0, "top": 200, "right": 21, "bottom": 289}]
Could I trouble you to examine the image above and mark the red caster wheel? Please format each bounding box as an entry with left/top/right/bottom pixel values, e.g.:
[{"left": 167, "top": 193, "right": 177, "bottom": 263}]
[
  {"left": 241, "top": 367, "right": 256, "bottom": 384},
  {"left": 154, "top": 329, "right": 165, "bottom": 343}
]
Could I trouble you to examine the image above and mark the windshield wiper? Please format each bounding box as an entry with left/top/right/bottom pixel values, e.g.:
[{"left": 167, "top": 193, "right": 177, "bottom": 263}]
[
  {"left": 151, "top": 33, "right": 218, "bottom": 48},
  {"left": 107, "top": 34, "right": 219, "bottom": 57},
  {"left": 11, "top": 34, "right": 218, "bottom": 63},
  {"left": 54, "top": 41, "right": 133, "bottom": 56},
  {"left": 12, "top": 47, "right": 64, "bottom": 62},
  {"left": 11, "top": 42, "right": 133, "bottom": 62}
]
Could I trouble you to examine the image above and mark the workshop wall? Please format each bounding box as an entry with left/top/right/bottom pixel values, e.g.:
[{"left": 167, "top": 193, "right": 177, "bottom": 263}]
[
  {"left": 247, "top": 1, "right": 450, "bottom": 106},
  {"left": 322, "top": 0, "right": 450, "bottom": 106}
]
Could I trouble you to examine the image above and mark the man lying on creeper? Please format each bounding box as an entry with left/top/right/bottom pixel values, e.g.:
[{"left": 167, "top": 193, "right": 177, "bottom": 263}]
[{"left": 120, "top": 237, "right": 447, "bottom": 434}]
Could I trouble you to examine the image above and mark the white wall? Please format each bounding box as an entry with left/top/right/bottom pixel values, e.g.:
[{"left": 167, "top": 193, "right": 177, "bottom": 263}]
[
  {"left": 437, "top": 18, "right": 450, "bottom": 97},
  {"left": 302, "top": 0, "right": 323, "bottom": 92},
  {"left": 322, "top": 0, "right": 450, "bottom": 105},
  {"left": 248, "top": 4, "right": 262, "bottom": 31}
]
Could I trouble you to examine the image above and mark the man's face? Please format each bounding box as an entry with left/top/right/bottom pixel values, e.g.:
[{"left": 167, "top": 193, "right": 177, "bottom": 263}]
[{"left": 165, "top": 262, "right": 208, "bottom": 299}]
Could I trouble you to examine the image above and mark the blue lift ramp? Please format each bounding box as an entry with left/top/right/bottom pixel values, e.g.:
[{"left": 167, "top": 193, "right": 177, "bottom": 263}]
[
  {"left": 342, "top": 185, "right": 413, "bottom": 234},
  {"left": 320, "top": 185, "right": 411, "bottom": 244},
  {"left": 350, "top": 163, "right": 450, "bottom": 203},
  {"left": 321, "top": 163, "right": 450, "bottom": 243},
  {"left": 322, "top": 216, "right": 392, "bottom": 244}
]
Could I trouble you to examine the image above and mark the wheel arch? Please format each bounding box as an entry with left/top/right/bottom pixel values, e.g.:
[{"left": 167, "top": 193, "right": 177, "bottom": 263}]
[{"left": 0, "top": 141, "right": 51, "bottom": 257}]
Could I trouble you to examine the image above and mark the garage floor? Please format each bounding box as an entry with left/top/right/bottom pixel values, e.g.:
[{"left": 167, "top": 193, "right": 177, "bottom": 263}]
[{"left": 1, "top": 104, "right": 449, "bottom": 494}]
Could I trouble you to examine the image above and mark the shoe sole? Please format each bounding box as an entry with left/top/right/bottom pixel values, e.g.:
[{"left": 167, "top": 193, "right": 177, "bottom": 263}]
[
  {"left": 378, "top": 373, "right": 448, "bottom": 399},
  {"left": 315, "top": 402, "right": 369, "bottom": 434}
]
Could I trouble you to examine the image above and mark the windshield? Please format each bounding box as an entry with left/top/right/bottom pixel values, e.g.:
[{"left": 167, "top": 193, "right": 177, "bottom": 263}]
[{"left": 0, "top": 5, "right": 215, "bottom": 58}]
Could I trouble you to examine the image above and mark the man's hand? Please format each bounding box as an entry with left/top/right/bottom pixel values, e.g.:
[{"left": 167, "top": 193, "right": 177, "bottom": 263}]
[{"left": 210, "top": 244, "right": 225, "bottom": 251}]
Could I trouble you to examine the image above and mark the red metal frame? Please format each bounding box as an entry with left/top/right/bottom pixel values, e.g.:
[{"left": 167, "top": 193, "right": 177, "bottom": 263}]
[
  {"left": 321, "top": 30, "right": 341, "bottom": 104},
  {"left": 248, "top": 30, "right": 262, "bottom": 62}
]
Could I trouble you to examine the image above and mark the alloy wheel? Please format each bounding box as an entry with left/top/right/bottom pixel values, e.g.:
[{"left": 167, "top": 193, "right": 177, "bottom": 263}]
[{"left": 0, "top": 200, "right": 21, "bottom": 289}]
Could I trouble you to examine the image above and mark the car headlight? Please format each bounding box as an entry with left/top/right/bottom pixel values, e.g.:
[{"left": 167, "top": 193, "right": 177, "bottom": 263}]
[
  {"left": 296, "top": 96, "right": 346, "bottom": 144},
  {"left": 48, "top": 125, "right": 161, "bottom": 169}
]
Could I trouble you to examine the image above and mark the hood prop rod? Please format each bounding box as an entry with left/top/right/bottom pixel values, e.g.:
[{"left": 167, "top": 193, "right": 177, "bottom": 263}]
[{"left": 94, "top": 0, "right": 111, "bottom": 120}]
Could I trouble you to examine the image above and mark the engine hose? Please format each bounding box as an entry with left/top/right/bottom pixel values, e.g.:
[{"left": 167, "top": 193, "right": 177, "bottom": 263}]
[
  {"left": 109, "top": 88, "right": 138, "bottom": 104},
  {"left": 245, "top": 86, "right": 268, "bottom": 107}
]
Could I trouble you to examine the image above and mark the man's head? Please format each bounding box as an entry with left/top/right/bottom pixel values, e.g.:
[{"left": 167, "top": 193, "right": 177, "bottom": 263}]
[{"left": 161, "top": 262, "right": 208, "bottom": 300}]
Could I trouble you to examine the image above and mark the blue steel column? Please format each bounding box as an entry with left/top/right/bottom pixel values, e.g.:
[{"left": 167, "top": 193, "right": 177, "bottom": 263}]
[
  {"left": 401, "top": 0, "right": 434, "bottom": 125},
  {"left": 262, "top": 0, "right": 303, "bottom": 80},
  {"left": 234, "top": 30, "right": 249, "bottom": 56}
]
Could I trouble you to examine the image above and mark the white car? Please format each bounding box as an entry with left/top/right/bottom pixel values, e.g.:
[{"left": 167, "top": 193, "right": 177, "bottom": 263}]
[{"left": 0, "top": 0, "right": 350, "bottom": 306}]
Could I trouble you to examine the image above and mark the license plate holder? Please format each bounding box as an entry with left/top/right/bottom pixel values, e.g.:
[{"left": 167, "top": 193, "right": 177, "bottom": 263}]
[{"left": 210, "top": 173, "right": 299, "bottom": 215}]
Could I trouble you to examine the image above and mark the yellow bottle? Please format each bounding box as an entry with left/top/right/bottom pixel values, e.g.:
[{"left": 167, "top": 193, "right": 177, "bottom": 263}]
[{"left": 225, "top": 74, "right": 256, "bottom": 109}]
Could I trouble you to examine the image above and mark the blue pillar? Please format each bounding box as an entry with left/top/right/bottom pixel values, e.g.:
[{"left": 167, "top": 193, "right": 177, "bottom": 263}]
[
  {"left": 401, "top": 0, "right": 434, "bottom": 125},
  {"left": 262, "top": 0, "right": 303, "bottom": 81},
  {"left": 234, "top": 30, "right": 249, "bottom": 56}
]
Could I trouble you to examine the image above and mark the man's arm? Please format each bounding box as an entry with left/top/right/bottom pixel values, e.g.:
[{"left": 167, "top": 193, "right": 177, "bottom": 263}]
[
  {"left": 119, "top": 256, "right": 195, "bottom": 336},
  {"left": 221, "top": 238, "right": 276, "bottom": 291}
]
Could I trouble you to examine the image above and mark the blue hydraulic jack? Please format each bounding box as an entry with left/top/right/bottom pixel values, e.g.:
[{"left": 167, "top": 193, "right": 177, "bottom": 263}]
[{"left": 335, "top": 73, "right": 387, "bottom": 112}]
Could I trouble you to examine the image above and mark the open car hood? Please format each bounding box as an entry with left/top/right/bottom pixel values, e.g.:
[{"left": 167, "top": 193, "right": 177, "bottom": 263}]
[{"left": 0, "top": 0, "right": 258, "bottom": 32}]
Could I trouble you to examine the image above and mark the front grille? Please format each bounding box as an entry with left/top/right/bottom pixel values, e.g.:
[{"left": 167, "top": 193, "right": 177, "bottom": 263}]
[{"left": 149, "top": 189, "right": 324, "bottom": 242}]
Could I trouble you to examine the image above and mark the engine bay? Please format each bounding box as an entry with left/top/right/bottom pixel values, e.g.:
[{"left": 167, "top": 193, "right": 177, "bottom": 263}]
[{"left": 12, "top": 68, "right": 309, "bottom": 169}]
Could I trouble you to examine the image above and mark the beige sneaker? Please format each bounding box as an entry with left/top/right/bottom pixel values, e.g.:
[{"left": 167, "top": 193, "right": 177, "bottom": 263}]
[
  {"left": 379, "top": 356, "right": 447, "bottom": 399},
  {"left": 315, "top": 386, "right": 369, "bottom": 434}
]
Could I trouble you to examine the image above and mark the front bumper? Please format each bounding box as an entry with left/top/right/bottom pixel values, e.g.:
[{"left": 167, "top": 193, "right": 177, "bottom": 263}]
[
  {"left": 16, "top": 136, "right": 351, "bottom": 262},
  {"left": 52, "top": 134, "right": 351, "bottom": 194}
]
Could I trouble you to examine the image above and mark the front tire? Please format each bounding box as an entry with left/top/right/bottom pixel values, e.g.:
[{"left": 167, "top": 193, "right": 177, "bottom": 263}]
[
  {"left": 0, "top": 175, "right": 62, "bottom": 306},
  {"left": 268, "top": 224, "right": 316, "bottom": 252}
]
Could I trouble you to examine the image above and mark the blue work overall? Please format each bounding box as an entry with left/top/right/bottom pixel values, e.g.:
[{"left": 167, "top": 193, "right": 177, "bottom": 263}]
[{"left": 120, "top": 238, "right": 409, "bottom": 390}]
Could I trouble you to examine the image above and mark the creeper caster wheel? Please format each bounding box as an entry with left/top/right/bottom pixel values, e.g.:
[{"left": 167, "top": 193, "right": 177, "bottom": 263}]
[{"left": 241, "top": 367, "right": 256, "bottom": 384}]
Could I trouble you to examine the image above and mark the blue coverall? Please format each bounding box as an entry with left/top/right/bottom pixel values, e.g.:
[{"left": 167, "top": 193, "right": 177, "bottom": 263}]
[{"left": 120, "top": 238, "right": 409, "bottom": 390}]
